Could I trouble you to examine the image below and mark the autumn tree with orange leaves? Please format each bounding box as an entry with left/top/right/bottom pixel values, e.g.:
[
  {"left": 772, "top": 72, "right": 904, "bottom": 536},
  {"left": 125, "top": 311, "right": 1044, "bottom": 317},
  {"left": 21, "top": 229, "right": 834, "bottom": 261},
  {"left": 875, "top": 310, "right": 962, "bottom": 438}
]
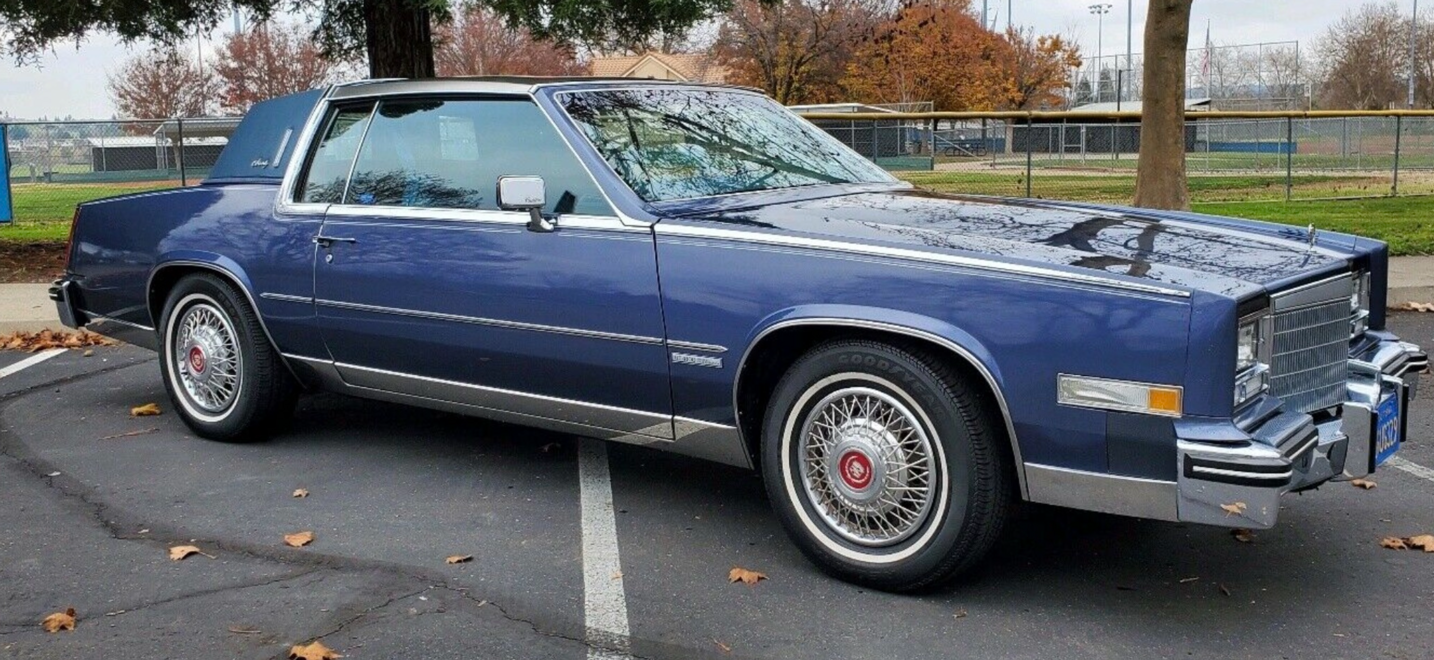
[
  {"left": 820, "top": 0, "right": 1079, "bottom": 110},
  {"left": 1001, "top": 27, "right": 1082, "bottom": 110},
  {"left": 715, "top": 0, "right": 889, "bottom": 105},
  {"left": 212, "top": 22, "right": 337, "bottom": 115},
  {"left": 434, "top": 5, "right": 587, "bottom": 77}
]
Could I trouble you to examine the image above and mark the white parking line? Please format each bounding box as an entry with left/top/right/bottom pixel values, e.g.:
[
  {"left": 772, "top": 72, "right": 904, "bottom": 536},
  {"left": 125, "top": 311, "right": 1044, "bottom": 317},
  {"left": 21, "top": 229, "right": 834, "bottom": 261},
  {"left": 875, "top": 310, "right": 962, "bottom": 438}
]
[
  {"left": 1386, "top": 456, "right": 1434, "bottom": 482},
  {"left": 578, "top": 439, "right": 632, "bottom": 659},
  {"left": 0, "top": 349, "right": 67, "bottom": 380}
]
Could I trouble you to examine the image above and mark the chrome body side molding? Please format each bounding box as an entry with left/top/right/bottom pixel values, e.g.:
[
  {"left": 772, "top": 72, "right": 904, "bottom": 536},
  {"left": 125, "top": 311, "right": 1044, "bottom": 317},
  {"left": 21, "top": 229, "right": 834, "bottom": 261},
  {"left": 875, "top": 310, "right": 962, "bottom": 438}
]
[
  {"left": 260, "top": 292, "right": 314, "bottom": 304},
  {"left": 282, "top": 355, "right": 753, "bottom": 469},
  {"left": 735, "top": 317, "right": 1029, "bottom": 497},
  {"left": 312, "top": 298, "right": 667, "bottom": 346}
]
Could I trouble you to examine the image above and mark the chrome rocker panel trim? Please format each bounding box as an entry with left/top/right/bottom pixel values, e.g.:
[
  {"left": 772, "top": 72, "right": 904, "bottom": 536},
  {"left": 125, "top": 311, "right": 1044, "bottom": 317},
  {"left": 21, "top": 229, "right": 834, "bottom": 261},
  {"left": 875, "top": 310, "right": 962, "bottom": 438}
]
[{"left": 283, "top": 354, "right": 752, "bottom": 469}]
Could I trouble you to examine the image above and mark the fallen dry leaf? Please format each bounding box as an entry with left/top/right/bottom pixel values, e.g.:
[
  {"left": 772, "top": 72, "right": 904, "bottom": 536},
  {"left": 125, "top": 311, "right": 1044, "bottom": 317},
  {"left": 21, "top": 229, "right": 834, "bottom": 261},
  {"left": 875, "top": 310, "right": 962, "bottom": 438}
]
[
  {"left": 228, "top": 626, "right": 263, "bottom": 635},
  {"left": 82, "top": 349, "right": 93, "bottom": 357},
  {"left": 953, "top": 609, "right": 968, "bottom": 619},
  {"left": 1407, "top": 534, "right": 1434, "bottom": 552},
  {"left": 130, "top": 403, "right": 161, "bottom": 417},
  {"left": 612, "top": 571, "right": 623, "bottom": 580},
  {"left": 1219, "top": 584, "right": 1232, "bottom": 597},
  {"left": 1381, "top": 536, "right": 1409, "bottom": 550},
  {"left": 169, "top": 545, "right": 214, "bottom": 561},
  {"left": 101, "top": 427, "right": 158, "bottom": 440},
  {"left": 283, "top": 531, "right": 315, "bottom": 548},
  {"left": 292, "top": 488, "right": 309, "bottom": 498},
  {"left": 1391, "top": 301, "right": 1434, "bottom": 312},
  {"left": 0, "top": 330, "right": 114, "bottom": 353},
  {"left": 289, "top": 641, "right": 341, "bottom": 660},
  {"left": 713, "top": 639, "right": 732, "bottom": 654},
  {"left": 1178, "top": 576, "right": 1200, "bottom": 584},
  {"left": 445, "top": 555, "right": 473, "bottom": 564},
  {"left": 728, "top": 567, "right": 767, "bottom": 585},
  {"left": 540, "top": 442, "right": 561, "bottom": 453},
  {"left": 1231, "top": 528, "right": 1255, "bottom": 543},
  {"left": 1220, "top": 502, "right": 1247, "bottom": 516},
  {"left": 1350, "top": 479, "right": 1377, "bottom": 490},
  {"left": 40, "top": 608, "right": 75, "bottom": 633}
]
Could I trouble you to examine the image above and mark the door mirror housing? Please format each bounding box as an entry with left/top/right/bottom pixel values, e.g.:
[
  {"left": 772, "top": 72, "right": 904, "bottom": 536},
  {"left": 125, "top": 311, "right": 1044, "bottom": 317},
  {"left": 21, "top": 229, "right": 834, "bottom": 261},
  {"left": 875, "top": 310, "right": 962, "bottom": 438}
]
[{"left": 497, "top": 175, "right": 553, "bottom": 232}]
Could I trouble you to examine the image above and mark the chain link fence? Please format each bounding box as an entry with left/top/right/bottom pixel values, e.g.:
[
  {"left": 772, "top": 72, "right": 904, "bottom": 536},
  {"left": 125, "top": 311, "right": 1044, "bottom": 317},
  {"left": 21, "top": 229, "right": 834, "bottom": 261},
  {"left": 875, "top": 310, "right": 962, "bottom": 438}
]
[
  {"left": 2, "top": 112, "right": 1432, "bottom": 230},
  {"left": 2, "top": 118, "right": 237, "bottom": 226},
  {"left": 804, "top": 112, "right": 1434, "bottom": 205}
]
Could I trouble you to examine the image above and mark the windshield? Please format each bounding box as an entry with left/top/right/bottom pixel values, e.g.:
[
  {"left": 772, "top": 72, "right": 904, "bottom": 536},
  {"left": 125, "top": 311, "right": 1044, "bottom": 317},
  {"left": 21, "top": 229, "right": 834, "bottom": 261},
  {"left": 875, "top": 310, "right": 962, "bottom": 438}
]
[{"left": 557, "top": 88, "right": 898, "bottom": 202}]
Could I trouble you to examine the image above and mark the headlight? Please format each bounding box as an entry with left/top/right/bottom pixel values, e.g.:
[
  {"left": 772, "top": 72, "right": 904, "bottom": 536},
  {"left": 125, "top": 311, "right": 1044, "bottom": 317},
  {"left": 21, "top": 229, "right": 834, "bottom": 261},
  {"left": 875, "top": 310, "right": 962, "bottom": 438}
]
[
  {"left": 1235, "top": 310, "right": 1272, "bottom": 408},
  {"left": 1236, "top": 314, "right": 1267, "bottom": 372},
  {"left": 1351, "top": 270, "right": 1371, "bottom": 337}
]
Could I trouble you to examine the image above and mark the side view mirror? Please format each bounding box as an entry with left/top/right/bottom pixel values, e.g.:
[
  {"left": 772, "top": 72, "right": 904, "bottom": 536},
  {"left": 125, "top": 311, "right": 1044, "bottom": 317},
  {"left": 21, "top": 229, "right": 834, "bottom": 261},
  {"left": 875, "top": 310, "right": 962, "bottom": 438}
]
[{"left": 497, "top": 175, "right": 553, "bottom": 232}]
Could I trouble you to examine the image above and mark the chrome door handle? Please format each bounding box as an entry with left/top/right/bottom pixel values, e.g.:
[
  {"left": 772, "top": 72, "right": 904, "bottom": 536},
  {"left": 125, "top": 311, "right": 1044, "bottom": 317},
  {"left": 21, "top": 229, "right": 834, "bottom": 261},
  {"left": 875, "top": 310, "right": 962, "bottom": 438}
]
[{"left": 313, "top": 235, "right": 357, "bottom": 248}]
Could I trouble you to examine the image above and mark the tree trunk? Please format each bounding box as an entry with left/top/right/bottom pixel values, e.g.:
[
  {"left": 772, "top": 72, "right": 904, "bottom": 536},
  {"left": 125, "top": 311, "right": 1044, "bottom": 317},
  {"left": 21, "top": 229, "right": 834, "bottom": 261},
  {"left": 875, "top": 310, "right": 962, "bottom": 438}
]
[
  {"left": 365, "top": 0, "right": 436, "bottom": 79},
  {"left": 1132, "top": 0, "right": 1193, "bottom": 210}
]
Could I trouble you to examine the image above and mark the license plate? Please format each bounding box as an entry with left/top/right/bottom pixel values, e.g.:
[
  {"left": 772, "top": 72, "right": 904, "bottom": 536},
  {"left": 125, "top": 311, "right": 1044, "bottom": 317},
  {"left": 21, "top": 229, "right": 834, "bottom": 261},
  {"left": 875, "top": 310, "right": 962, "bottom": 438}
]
[{"left": 1374, "top": 394, "right": 1401, "bottom": 466}]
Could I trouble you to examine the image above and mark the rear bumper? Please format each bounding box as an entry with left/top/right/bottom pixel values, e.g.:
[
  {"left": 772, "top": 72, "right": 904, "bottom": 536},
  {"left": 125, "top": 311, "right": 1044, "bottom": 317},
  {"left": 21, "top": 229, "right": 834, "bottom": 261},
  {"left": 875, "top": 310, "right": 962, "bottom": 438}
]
[
  {"left": 49, "top": 278, "right": 86, "bottom": 329},
  {"left": 1176, "top": 337, "right": 1427, "bottom": 529}
]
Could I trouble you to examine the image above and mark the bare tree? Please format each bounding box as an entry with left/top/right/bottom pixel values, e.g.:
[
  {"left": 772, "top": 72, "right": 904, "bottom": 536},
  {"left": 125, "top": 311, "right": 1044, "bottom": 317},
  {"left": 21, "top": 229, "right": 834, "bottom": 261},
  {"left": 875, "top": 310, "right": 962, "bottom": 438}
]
[
  {"left": 434, "top": 5, "right": 587, "bottom": 76},
  {"left": 1132, "top": 0, "right": 1193, "bottom": 210},
  {"left": 713, "top": 0, "right": 890, "bottom": 105},
  {"left": 212, "top": 22, "right": 336, "bottom": 115},
  {"left": 1315, "top": 2, "right": 1407, "bottom": 109},
  {"left": 107, "top": 47, "right": 216, "bottom": 119}
]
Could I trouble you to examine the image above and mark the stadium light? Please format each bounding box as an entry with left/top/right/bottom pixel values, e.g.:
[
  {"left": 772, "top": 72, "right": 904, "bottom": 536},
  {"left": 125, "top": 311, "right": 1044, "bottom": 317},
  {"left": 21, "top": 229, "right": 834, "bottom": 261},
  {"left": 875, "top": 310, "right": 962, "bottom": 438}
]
[{"left": 1090, "top": 3, "right": 1113, "bottom": 104}]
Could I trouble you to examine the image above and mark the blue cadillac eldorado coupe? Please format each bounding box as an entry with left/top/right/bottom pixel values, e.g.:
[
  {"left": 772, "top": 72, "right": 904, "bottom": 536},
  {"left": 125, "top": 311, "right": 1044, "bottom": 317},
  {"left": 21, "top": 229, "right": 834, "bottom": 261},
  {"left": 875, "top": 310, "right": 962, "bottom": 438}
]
[{"left": 52, "top": 77, "right": 1427, "bottom": 591}]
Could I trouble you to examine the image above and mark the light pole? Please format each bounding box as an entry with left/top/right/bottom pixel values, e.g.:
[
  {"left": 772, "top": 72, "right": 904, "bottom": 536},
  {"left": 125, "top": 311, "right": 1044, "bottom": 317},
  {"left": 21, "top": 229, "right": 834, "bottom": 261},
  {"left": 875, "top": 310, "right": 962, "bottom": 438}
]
[
  {"left": 1125, "top": 0, "right": 1133, "bottom": 102},
  {"left": 1090, "top": 3, "right": 1112, "bottom": 104},
  {"left": 1411, "top": 0, "right": 1420, "bottom": 109}
]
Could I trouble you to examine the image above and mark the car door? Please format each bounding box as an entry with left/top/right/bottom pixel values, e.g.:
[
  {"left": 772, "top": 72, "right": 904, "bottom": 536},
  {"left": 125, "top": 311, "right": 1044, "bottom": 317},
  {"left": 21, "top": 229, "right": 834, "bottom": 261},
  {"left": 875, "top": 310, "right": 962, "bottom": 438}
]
[{"left": 310, "top": 96, "right": 674, "bottom": 439}]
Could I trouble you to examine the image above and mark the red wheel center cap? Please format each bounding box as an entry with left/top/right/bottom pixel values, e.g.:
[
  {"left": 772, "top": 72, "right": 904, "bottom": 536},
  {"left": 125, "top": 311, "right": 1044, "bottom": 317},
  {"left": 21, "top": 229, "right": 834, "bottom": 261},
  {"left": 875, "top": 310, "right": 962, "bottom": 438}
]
[
  {"left": 188, "top": 346, "right": 206, "bottom": 373},
  {"left": 838, "top": 450, "right": 874, "bottom": 490}
]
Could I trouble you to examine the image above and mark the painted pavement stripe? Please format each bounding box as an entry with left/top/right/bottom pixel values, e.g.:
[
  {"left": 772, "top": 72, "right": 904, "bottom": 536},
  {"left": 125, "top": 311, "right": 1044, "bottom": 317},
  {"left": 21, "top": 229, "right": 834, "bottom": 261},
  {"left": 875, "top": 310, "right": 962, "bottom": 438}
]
[
  {"left": 579, "top": 439, "right": 632, "bottom": 659},
  {"left": 1386, "top": 456, "right": 1434, "bottom": 482},
  {"left": 0, "top": 349, "right": 66, "bottom": 380}
]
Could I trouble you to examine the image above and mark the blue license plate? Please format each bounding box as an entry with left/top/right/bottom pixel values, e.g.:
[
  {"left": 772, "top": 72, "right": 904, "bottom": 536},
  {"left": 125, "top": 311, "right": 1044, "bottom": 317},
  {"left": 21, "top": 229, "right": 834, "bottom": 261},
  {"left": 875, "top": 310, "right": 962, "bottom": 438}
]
[{"left": 1375, "top": 395, "right": 1401, "bottom": 466}]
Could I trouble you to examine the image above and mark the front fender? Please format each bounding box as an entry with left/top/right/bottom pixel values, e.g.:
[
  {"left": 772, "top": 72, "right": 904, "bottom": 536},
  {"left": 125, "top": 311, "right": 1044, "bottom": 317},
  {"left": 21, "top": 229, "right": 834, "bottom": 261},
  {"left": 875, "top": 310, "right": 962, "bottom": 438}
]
[{"left": 737, "top": 303, "right": 1027, "bottom": 496}]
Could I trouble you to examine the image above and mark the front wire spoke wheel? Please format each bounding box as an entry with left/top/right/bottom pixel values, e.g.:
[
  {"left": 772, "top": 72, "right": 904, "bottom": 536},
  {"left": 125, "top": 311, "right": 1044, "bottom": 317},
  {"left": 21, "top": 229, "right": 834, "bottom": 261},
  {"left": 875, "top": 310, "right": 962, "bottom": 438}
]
[{"left": 798, "top": 386, "right": 937, "bottom": 548}]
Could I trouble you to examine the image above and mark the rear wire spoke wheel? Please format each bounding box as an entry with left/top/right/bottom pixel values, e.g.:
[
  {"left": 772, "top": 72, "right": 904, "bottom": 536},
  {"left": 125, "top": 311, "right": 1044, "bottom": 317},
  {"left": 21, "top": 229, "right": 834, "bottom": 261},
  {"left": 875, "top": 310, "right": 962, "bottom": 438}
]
[
  {"left": 171, "top": 301, "right": 243, "bottom": 418},
  {"left": 762, "top": 339, "right": 1012, "bottom": 592},
  {"left": 159, "top": 273, "right": 297, "bottom": 442}
]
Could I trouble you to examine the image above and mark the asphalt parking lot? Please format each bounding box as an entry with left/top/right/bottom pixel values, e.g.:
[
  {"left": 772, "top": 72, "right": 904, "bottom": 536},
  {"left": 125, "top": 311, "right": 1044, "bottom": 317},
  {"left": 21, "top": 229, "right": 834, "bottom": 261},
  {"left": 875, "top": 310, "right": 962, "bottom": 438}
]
[{"left": 2, "top": 316, "right": 1433, "bottom": 660}]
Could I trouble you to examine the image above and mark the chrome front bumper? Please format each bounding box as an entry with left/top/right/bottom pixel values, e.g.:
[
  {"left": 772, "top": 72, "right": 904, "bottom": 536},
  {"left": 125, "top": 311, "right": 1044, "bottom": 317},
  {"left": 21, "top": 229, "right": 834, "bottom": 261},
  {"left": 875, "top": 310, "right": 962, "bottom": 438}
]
[{"left": 1176, "top": 337, "right": 1427, "bottom": 529}]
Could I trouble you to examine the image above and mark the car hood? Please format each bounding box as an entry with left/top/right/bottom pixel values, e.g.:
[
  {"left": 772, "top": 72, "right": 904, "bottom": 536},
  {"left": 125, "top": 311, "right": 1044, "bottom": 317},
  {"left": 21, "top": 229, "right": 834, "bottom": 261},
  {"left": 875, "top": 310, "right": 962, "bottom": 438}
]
[{"left": 679, "top": 188, "right": 1348, "bottom": 298}]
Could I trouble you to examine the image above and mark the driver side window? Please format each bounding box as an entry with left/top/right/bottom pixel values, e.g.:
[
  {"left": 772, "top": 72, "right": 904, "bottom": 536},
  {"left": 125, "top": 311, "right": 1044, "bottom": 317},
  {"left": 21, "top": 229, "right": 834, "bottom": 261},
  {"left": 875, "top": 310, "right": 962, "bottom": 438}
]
[{"left": 338, "top": 97, "right": 614, "bottom": 217}]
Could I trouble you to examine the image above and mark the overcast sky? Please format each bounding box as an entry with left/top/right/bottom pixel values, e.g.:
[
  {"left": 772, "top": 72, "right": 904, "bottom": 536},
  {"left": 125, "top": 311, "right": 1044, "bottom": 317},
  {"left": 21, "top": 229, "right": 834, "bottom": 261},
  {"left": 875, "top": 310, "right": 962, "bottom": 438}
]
[{"left": 0, "top": 0, "right": 1412, "bottom": 120}]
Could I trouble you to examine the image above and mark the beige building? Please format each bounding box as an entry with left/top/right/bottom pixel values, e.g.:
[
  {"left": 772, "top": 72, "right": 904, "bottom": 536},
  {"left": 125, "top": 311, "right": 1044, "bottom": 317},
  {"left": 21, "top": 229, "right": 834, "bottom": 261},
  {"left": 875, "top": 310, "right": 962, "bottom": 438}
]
[{"left": 588, "top": 52, "right": 726, "bottom": 84}]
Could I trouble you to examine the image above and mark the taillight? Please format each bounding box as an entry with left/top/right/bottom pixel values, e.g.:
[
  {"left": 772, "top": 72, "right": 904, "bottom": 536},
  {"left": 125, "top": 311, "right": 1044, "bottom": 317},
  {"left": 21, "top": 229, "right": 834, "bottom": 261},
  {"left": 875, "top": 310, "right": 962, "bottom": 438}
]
[{"left": 62, "top": 208, "right": 79, "bottom": 270}]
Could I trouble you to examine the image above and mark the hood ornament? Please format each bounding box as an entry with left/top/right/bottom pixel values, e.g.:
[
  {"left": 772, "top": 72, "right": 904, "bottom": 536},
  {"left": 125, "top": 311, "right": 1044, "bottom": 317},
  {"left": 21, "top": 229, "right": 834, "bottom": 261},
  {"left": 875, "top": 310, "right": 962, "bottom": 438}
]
[{"left": 1307, "top": 224, "right": 1318, "bottom": 251}]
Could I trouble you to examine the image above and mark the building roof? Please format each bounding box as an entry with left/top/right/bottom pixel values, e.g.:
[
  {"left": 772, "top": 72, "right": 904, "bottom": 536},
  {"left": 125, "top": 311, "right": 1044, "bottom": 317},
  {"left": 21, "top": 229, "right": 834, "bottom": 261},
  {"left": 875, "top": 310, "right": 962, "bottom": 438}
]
[
  {"left": 787, "top": 103, "right": 898, "bottom": 114},
  {"left": 589, "top": 52, "right": 726, "bottom": 83},
  {"left": 1068, "top": 97, "right": 1213, "bottom": 113}
]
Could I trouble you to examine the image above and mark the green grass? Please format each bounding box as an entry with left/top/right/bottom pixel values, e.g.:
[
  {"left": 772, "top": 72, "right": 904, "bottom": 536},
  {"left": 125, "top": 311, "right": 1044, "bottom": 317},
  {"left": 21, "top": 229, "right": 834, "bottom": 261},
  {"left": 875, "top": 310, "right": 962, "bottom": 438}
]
[
  {"left": 897, "top": 172, "right": 1434, "bottom": 255},
  {"left": 3, "top": 177, "right": 1433, "bottom": 257},
  {"left": 1191, "top": 197, "right": 1434, "bottom": 256},
  {"left": 0, "top": 182, "right": 171, "bottom": 242}
]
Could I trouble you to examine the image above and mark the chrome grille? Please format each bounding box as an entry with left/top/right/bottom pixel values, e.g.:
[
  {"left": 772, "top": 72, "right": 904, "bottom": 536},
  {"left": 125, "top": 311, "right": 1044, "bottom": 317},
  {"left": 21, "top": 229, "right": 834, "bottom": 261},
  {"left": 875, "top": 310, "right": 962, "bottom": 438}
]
[{"left": 1270, "top": 292, "right": 1350, "bottom": 414}]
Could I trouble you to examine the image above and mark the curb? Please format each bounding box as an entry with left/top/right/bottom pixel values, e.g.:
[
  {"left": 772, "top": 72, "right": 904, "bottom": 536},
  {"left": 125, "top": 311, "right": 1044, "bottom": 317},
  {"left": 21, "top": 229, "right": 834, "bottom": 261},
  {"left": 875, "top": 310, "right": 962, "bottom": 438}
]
[{"left": 1388, "top": 286, "right": 1434, "bottom": 308}]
